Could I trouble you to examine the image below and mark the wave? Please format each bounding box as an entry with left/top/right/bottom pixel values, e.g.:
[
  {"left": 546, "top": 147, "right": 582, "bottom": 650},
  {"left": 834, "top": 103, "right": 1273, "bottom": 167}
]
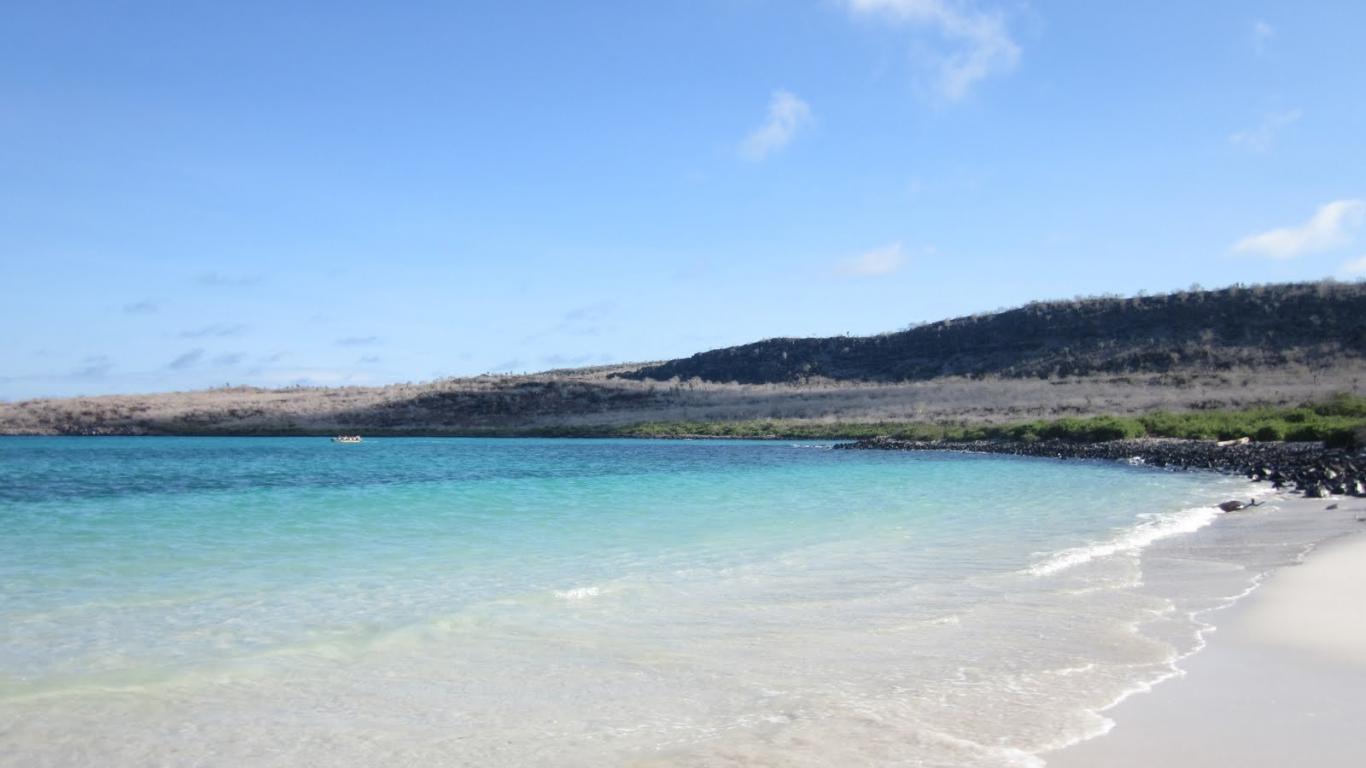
[
  {"left": 554, "top": 586, "right": 603, "bottom": 600},
  {"left": 1027, "top": 504, "right": 1222, "bottom": 577},
  {"left": 1034, "top": 567, "right": 1271, "bottom": 762}
]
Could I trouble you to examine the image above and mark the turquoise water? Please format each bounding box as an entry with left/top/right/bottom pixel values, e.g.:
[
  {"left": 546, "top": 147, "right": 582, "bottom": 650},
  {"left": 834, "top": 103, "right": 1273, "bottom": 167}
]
[{"left": 0, "top": 437, "right": 1321, "bottom": 766}]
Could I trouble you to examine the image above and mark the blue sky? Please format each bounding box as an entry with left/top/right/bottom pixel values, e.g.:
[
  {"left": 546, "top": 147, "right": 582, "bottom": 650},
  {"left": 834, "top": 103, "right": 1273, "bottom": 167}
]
[{"left": 3, "top": 1, "right": 1364, "bottom": 399}]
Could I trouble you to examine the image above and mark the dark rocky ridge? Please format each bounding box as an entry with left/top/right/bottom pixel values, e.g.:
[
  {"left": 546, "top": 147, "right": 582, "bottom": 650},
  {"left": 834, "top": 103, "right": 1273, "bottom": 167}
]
[
  {"left": 835, "top": 437, "right": 1366, "bottom": 498},
  {"left": 619, "top": 282, "right": 1366, "bottom": 384}
]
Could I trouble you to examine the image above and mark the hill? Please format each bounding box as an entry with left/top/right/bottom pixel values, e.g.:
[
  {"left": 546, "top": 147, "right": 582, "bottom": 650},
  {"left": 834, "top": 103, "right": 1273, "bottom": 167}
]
[
  {"left": 617, "top": 282, "right": 1366, "bottom": 384},
  {"left": 1, "top": 282, "right": 1363, "bottom": 436}
]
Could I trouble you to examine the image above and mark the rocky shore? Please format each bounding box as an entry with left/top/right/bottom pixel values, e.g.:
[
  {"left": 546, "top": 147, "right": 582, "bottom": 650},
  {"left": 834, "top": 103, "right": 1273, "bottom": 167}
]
[{"left": 834, "top": 437, "right": 1366, "bottom": 498}]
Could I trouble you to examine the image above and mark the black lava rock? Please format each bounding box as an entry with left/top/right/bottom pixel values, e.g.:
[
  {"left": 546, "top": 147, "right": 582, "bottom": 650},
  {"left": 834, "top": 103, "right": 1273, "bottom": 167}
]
[{"left": 833, "top": 437, "right": 1366, "bottom": 498}]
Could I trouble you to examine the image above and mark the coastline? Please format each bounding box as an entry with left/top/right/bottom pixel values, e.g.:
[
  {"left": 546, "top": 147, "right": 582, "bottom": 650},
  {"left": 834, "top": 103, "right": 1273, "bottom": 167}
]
[
  {"left": 837, "top": 436, "right": 1366, "bottom": 498},
  {"left": 1045, "top": 495, "right": 1366, "bottom": 767}
]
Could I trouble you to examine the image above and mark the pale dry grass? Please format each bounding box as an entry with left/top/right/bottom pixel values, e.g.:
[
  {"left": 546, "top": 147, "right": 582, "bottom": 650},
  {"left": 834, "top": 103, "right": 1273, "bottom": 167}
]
[{"left": 2, "top": 363, "right": 1361, "bottom": 435}]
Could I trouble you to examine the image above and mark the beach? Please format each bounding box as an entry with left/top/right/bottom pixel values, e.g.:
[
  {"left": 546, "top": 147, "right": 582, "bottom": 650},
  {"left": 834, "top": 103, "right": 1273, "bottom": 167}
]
[{"left": 1047, "top": 496, "right": 1366, "bottom": 767}]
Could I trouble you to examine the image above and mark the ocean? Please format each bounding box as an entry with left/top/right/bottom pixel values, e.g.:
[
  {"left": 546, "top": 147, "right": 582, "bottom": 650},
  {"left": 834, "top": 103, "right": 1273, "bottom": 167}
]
[{"left": 0, "top": 437, "right": 1348, "bottom": 766}]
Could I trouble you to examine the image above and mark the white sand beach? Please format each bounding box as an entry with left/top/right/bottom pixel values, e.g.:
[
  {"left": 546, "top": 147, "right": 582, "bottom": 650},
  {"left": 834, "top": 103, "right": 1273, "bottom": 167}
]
[{"left": 1047, "top": 497, "right": 1366, "bottom": 767}]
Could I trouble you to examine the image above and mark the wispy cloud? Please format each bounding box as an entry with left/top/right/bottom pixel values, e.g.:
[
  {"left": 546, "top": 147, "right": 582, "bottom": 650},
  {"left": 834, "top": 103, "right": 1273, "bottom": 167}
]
[
  {"left": 1230, "top": 109, "right": 1302, "bottom": 153},
  {"left": 836, "top": 242, "right": 907, "bottom": 276},
  {"left": 167, "top": 349, "right": 205, "bottom": 370},
  {"left": 337, "top": 336, "right": 382, "bottom": 347},
  {"left": 72, "top": 355, "right": 114, "bottom": 378},
  {"left": 181, "top": 322, "right": 248, "bottom": 339},
  {"left": 559, "top": 302, "right": 614, "bottom": 334},
  {"left": 212, "top": 353, "right": 245, "bottom": 366},
  {"left": 247, "top": 368, "right": 357, "bottom": 387},
  {"left": 541, "top": 353, "right": 610, "bottom": 368},
  {"left": 520, "top": 303, "right": 616, "bottom": 345},
  {"left": 359, "top": 355, "right": 381, "bottom": 364},
  {"left": 1251, "top": 19, "right": 1275, "bottom": 54},
  {"left": 740, "top": 90, "right": 812, "bottom": 161},
  {"left": 197, "top": 271, "right": 263, "bottom": 287},
  {"left": 122, "top": 299, "right": 158, "bottom": 314},
  {"left": 844, "top": 0, "right": 1020, "bottom": 101},
  {"left": 1339, "top": 255, "right": 1366, "bottom": 277},
  {"left": 1234, "top": 200, "right": 1366, "bottom": 259},
  {"left": 672, "top": 257, "right": 711, "bottom": 282},
  {"left": 562, "top": 303, "right": 611, "bottom": 324}
]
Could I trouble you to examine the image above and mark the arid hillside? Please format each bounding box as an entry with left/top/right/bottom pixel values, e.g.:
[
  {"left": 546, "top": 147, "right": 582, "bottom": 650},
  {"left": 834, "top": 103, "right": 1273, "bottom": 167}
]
[
  {"left": 619, "top": 282, "right": 1366, "bottom": 384},
  {"left": 2, "top": 282, "right": 1363, "bottom": 436}
]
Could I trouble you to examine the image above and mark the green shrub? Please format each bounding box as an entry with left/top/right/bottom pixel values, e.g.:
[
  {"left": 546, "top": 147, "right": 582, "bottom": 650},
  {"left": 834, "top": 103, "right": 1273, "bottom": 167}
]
[
  {"left": 1284, "top": 424, "right": 1323, "bottom": 442},
  {"left": 1314, "top": 393, "right": 1366, "bottom": 418},
  {"left": 1085, "top": 416, "right": 1146, "bottom": 441},
  {"left": 1006, "top": 421, "right": 1044, "bottom": 442},
  {"left": 598, "top": 395, "right": 1365, "bottom": 445},
  {"left": 1253, "top": 423, "right": 1285, "bottom": 442},
  {"left": 1322, "top": 428, "right": 1358, "bottom": 450}
]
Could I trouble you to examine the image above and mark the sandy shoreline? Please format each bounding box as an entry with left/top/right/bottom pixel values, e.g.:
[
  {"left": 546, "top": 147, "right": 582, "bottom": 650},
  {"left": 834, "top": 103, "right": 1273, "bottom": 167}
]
[{"left": 1045, "top": 495, "right": 1366, "bottom": 767}]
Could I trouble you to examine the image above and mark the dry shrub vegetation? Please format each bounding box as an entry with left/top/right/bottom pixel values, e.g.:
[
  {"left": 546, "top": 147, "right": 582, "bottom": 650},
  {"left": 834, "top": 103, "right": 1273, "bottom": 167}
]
[{"left": 1, "top": 364, "right": 1362, "bottom": 438}]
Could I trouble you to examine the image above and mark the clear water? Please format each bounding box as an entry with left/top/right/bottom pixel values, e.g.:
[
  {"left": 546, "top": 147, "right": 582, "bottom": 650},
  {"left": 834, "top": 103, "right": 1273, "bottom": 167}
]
[{"left": 0, "top": 437, "right": 1350, "bottom": 766}]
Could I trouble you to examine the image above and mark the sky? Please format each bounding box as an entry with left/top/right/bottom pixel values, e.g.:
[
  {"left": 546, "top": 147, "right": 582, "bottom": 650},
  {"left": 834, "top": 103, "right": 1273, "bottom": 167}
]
[{"left": 3, "top": 0, "right": 1365, "bottom": 399}]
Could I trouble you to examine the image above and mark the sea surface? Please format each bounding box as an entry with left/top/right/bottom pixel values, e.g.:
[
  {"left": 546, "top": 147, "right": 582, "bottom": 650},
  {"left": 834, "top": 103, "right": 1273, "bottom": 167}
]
[{"left": 0, "top": 437, "right": 1351, "bottom": 766}]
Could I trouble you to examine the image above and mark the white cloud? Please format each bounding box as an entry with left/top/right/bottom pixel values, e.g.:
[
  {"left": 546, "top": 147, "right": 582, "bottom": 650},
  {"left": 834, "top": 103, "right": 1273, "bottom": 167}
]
[
  {"left": 1229, "top": 108, "right": 1302, "bottom": 153},
  {"left": 1233, "top": 200, "right": 1366, "bottom": 259},
  {"left": 837, "top": 242, "right": 907, "bottom": 276},
  {"left": 1251, "top": 20, "right": 1275, "bottom": 54},
  {"left": 741, "top": 90, "right": 812, "bottom": 161},
  {"left": 1339, "top": 255, "right": 1366, "bottom": 277},
  {"left": 844, "top": 0, "right": 1020, "bottom": 101}
]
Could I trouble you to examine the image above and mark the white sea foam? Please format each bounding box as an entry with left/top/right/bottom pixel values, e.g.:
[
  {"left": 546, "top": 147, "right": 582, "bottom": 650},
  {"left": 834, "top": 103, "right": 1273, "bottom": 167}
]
[
  {"left": 554, "top": 586, "right": 602, "bottom": 600},
  {"left": 1029, "top": 542, "right": 1279, "bottom": 763},
  {"left": 1027, "top": 504, "right": 1222, "bottom": 576}
]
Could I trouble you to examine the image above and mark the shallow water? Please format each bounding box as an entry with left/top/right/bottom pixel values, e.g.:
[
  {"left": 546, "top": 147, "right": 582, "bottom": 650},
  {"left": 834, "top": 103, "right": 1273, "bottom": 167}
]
[{"left": 0, "top": 437, "right": 1350, "bottom": 766}]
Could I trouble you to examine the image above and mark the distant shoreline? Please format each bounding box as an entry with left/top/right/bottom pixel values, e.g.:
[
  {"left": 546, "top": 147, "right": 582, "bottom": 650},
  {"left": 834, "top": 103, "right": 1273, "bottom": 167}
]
[
  {"left": 836, "top": 436, "right": 1365, "bottom": 499},
  {"left": 7, "top": 427, "right": 1363, "bottom": 499}
]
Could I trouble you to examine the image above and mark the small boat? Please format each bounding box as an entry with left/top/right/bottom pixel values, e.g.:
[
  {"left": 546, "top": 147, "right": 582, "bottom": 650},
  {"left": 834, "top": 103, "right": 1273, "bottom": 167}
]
[{"left": 331, "top": 435, "right": 363, "bottom": 444}]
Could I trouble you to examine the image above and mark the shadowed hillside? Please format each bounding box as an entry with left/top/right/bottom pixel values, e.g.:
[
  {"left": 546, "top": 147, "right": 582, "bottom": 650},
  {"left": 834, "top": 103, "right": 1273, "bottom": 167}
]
[{"left": 618, "top": 282, "right": 1366, "bottom": 384}]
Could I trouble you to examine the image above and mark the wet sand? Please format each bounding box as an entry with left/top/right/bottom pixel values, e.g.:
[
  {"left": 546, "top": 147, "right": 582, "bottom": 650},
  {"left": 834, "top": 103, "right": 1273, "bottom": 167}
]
[{"left": 1046, "top": 497, "right": 1366, "bottom": 767}]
